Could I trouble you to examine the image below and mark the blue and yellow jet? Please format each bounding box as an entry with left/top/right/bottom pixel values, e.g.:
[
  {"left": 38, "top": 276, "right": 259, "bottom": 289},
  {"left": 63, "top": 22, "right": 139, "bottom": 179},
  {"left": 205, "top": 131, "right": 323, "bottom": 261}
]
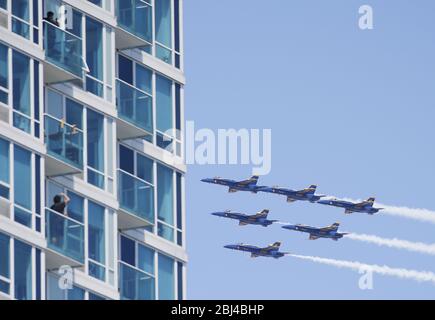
[
  {"left": 201, "top": 175, "right": 267, "bottom": 193},
  {"left": 260, "top": 184, "right": 326, "bottom": 203},
  {"left": 224, "top": 242, "right": 289, "bottom": 259},
  {"left": 211, "top": 209, "right": 278, "bottom": 227},
  {"left": 317, "top": 197, "right": 383, "bottom": 215},
  {"left": 282, "top": 222, "right": 348, "bottom": 241}
]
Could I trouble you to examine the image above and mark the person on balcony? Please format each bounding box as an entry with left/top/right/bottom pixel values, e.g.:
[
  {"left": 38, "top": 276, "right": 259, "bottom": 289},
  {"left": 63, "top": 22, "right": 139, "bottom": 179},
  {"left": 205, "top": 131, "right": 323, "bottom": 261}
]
[
  {"left": 49, "top": 193, "right": 71, "bottom": 247},
  {"left": 51, "top": 193, "right": 70, "bottom": 215},
  {"left": 44, "top": 11, "right": 59, "bottom": 27}
]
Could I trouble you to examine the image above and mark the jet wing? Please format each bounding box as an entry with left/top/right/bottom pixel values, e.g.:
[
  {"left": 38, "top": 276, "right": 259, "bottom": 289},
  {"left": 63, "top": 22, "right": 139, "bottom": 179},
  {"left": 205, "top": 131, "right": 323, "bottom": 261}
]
[
  {"left": 286, "top": 197, "right": 297, "bottom": 203},
  {"left": 239, "top": 221, "right": 249, "bottom": 226},
  {"left": 296, "top": 188, "right": 313, "bottom": 195},
  {"left": 309, "top": 234, "right": 320, "bottom": 240}
]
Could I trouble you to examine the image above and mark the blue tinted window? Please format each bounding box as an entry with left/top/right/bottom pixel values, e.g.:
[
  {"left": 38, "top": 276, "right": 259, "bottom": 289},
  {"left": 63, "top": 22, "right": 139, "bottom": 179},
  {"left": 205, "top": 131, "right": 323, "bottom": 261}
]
[
  {"left": 135, "top": 64, "right": 152, "bottom": 94},
  {"left": 177, "top": 261, "right": 183, "bottom": 300},
  {"left": 14, "top": 239, "right": 32, "bottom": 300},
  {"left": 67, "top": 286, "right": 85, "bottom": 300},
  {"left": 157, "top": 164, "right": 173, "bottom": 225},
  {"left": 66, "top": 99, "right": 83, "bottom": 130},
  {"left": 136, "top": 154, "right": 153, "bottom": 183},
  {"left": 35, "top": 249, "right": 41, "bottom": 300},
  {"left": 155, "top": 0, "right": 171, "bottom": 48},
  {"left": 33, "top": 61, "right": 39, "bottom": 122},
  {"left": 88, "top": 201, "right": 105, "bottom": 264},
  {"left": 88, "top": 0, "right": 102, "bottom": 7},
  {"left": 89, "top": 292, "right": 105, "bottom": 300},
  {"left": 176, "top": 172, "right": 182, "bottom": 230},
  {"left": 120, "top": 235, "right": 135, "bottom": 266},
  {"left": 0, "top": 0, "right": 6, "bottom": 9},
  {"left": 67, "top": 191, "right": 84, "bottom": 223},
  {"left": 86, "top": 17, "right": 103, "bottom": 81},
  {"left": 0, "top": 138, "right": 9, "bottom": 184},
  {"left": 35, "top": 155, "right": 40, "bottom": 216},
  {"left": 12, "top": 50, "right": 30, "bottom": 116},
  {"left": 118, "top": 55, "right": 133, "bottom": 85},
  {"left": 12, "top": 0, "right": 29, "bottom": 21},
  {"left": 138, "top": 244, "right": 154, "bottom": 275},
  {"left": 0, "top": 43, "right": 7, "bottom": 89},
  {"left": 87, "top": 109, "right": 104, "bottom": 173},
  {"left": 156, "top": 75, "right": 172, "bottom": 134},
  {"left": 0, "top": 233, "right": 10, "bottom": 279},
  {"left": 174, "top": 0, "right": 180, "bottom": 52},
  {"left": 158, "top": 254, "right": 174, "bottom": 300},
  {"left": 119, "top": 145, "right": 134, "bottom": 175},
  {"left": 14, "top": 145, "right": 31, "bottom": 210}
]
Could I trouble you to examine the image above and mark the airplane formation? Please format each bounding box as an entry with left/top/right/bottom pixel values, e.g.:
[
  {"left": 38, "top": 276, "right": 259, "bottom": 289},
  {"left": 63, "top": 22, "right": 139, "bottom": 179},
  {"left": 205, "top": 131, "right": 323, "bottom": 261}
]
[{"left": 201, "top": 175, "right": 383, "bottom": 259}]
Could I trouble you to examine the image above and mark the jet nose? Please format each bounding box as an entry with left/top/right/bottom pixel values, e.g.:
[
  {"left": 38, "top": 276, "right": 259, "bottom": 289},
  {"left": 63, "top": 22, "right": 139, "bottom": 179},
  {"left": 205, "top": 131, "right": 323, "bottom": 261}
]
[
  {"left": 282, "top": 225, "right": 296, "bottom": 230},
  {"left": 224, "top": 244, "right": 238, "bottom": 250},
  {"left": 201, "top": 178, "right": 210, "bottom": 183},
  {"left": 211, "top": 212, "right": 226, "bottom": 217}
]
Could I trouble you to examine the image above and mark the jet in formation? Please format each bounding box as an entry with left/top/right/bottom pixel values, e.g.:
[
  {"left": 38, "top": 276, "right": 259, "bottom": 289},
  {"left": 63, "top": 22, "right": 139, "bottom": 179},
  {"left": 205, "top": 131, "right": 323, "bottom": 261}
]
[
  {"left": 260, "top": 184, "right": 326, "bottom": 203},
  {"left": 211, "top": 209, "right": 277, "bottom": 227},
  {"left": 201, "top": 175, "right": 267, "bottom": 193},
  {"left": 317, "top": 197, "right": 383, "bottom": 215},
  {"left": 282, "top": 222, "right": 348, "bottom": 241},
  {"left": 224, "top": 242, "right": 288, "bottom": 259}
]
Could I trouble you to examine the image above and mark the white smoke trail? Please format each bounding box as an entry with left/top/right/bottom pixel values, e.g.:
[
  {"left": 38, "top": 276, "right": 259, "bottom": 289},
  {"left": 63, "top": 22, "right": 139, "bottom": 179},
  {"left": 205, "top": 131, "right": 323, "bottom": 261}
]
[
  {"left": 379, "top": 204, "right": 435, "bottom": 224},
  {"left": 346, "top": 233, "right": 435, "bottom": 256},
  {"left": 290, "top": 254, "right": 435, "bottom": 285},
  {"left": 334, "top": 197, "right": 435, "bottom": 224}
]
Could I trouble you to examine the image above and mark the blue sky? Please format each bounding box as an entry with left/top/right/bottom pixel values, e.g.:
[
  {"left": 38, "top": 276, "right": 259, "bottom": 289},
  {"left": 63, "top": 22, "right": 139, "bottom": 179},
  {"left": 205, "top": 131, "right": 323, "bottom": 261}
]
[{"left": 184, "top": 0, "right": 435, "bottom": 299}]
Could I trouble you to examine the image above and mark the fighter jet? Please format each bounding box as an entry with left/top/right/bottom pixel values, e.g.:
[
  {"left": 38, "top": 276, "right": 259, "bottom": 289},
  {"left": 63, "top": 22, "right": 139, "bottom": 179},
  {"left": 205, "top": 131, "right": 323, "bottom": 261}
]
[
  {"left": 224, "top": 242, "right": 289, "bottom": 259},
  {"left": 317, "top": 197, "right": 383, "bottom": 215},
  {"left": 201, "top": 175, "right": 267, "bottom": 193},
  {"left": 282, "top": 222, "right": 348, "bottom": 241},
  {"left": 260, "top": 185, "right": 326, "bottom": 203},
  {"left": 211, "top": 209, "right": 278, "bottom": 227}
]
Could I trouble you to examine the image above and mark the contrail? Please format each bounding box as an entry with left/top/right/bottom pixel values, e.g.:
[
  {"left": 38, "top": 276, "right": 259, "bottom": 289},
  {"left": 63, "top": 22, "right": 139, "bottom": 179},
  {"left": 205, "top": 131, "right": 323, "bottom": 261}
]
[
  {"left": 290, "top": 254, "right": 435, "bottom": 285},
  {"left": 334, "top": 197, "right": 435, "bottom": 224},
  {"left": 346, "top": 233, "right": 435, "bottom": 256},
  {"left": 379, "top": 204, "right": 435, "bottom": 224}
]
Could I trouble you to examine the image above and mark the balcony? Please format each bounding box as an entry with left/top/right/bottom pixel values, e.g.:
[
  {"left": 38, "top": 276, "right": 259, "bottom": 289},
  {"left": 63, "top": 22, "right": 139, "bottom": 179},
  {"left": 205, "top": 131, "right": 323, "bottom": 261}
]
[
  {"left": 118, "top": 170, "right": 154, "bottom": 230},
  {"left": 119, "top": 262, "right": 155, "bottom": 300},
  {"left": 116, "top": 79, "right": 153, "bottom": 140},
  {"left": 115, "top": 0, "right": 152, "bottom": 50},
  {"left": 43, "top": 21, "right": 86, "bottom": 84},
  {"left": 44, "top": 115, "right": 83, "bottom": 177},
  {"left": 45, "top": 208, "right": 85, "bottom": 269}
]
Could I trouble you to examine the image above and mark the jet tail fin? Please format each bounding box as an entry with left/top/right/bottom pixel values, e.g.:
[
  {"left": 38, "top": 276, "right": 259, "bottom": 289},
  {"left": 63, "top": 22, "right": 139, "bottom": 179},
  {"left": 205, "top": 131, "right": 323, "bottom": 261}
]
[{"left": 249, "top": 175, "right": 259, "bottom": 185}]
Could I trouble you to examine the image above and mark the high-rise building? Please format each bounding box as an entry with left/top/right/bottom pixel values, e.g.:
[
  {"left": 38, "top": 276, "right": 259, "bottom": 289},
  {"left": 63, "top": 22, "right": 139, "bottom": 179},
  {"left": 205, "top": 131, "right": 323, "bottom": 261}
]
[{"left": 0, "top": 0, "right": 186, "bottom": 300}]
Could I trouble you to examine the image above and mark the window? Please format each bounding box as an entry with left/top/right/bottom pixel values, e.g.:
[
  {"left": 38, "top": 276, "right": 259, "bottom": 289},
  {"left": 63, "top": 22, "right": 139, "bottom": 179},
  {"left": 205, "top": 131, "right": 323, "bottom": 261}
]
[
  {"left": 14, "top": 239, "right": 32, "bottom": 300},
  {"left": 0, "top": 232, "right": 10, "bottom": 295},
  {"left": 155, "top": 0, "right": 172, "bottom": 64},
  {"left": 0, "top": 138, "right": 9, "bottom": 199},
  {"left": 88, "top": 201, "right": 106, "bottom": 281},
  {"left": 12, "top": 50, "right": 31, "bottom": 133},
  {"left": 156, "top": 75, "right": 173, "bottom": 150},
  {"left": 88, "top": 0, "right": 102, "bottom": 7},
  {"left": 14, "top": 145, "right": 32, "bottom": 227},
  {"left": 177, "top": 261, "right": 183, "bottom": 300},
  {"left": 87, "top": 109, "right": 105, "bottom": 189},
  {"left": 118, "top": 145, "right": 154, "bottom": 225},
  {"left": 86, "top": 17, "right": 103, "bottom": 97},
  {"left": 158, "top": 253, "right": 174, "bottom": 300},
  {"left": 119, "top": 235, "right": 155, "bottom": 300},
  {"left": 176, "top": 172, "right": 183, "bottom": 246},
  {"left": 12, "top": 0, "right": 30, "bottom": 39},
  {"left": 157, "top": 164, "right": 174, "bottom": 241},
  {"left": 0, "top": 43, "right": 7, "bottom": 106}
]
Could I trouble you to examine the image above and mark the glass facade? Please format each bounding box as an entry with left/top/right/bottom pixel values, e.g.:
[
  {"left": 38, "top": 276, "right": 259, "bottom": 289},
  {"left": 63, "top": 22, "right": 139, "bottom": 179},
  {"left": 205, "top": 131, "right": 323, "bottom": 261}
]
[{"left": 0, "top": 0, "right": 185, "bottom": 301}]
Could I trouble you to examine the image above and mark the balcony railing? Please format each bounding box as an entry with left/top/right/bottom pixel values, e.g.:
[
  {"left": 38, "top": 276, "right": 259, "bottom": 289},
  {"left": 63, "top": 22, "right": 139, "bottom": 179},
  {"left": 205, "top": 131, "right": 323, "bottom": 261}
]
[
  {"left": 118, "top": 169, "right": 154, "bottom": 225},
  {"left": 45, "top": 115, "right": 83, "bottom": 170},
  {"left": 119, "top": 262, "right": 155, "bottom": 300},
  {"left": 116, "top": 0, "right": 152, "bottom": 44},
  {"left": 43, "top": 21, "right": 84, "bottom": 78},
  {"left": 116, "top": 79, "right": 153, "bottom": 135},
  {"left": 46, "top": 208, "right": 85, "bottom": 264}
]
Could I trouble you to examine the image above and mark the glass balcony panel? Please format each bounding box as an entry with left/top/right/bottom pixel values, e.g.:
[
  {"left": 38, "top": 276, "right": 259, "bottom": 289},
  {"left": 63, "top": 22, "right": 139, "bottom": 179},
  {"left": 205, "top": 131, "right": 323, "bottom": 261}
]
[
  {"left": 45, "top": 115, "right": 83, "bottom": 169},
  {"left": 116, "top": 80, "right": 153, "bottom": 134},
  {"left": 46, "top": 208, "right": 84, "bottom": 263},
  {"left": 43, "top": 21, "right": 84, "bottom": 78},
  {"left": 118, "top": 170, "right": 154, "bottom": 224},
  {"left": 116, "top": 0, "right": 152, "bottom": 43},
  {"left": 119, "top": 263, "right": 155, "bottom": 300}
]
